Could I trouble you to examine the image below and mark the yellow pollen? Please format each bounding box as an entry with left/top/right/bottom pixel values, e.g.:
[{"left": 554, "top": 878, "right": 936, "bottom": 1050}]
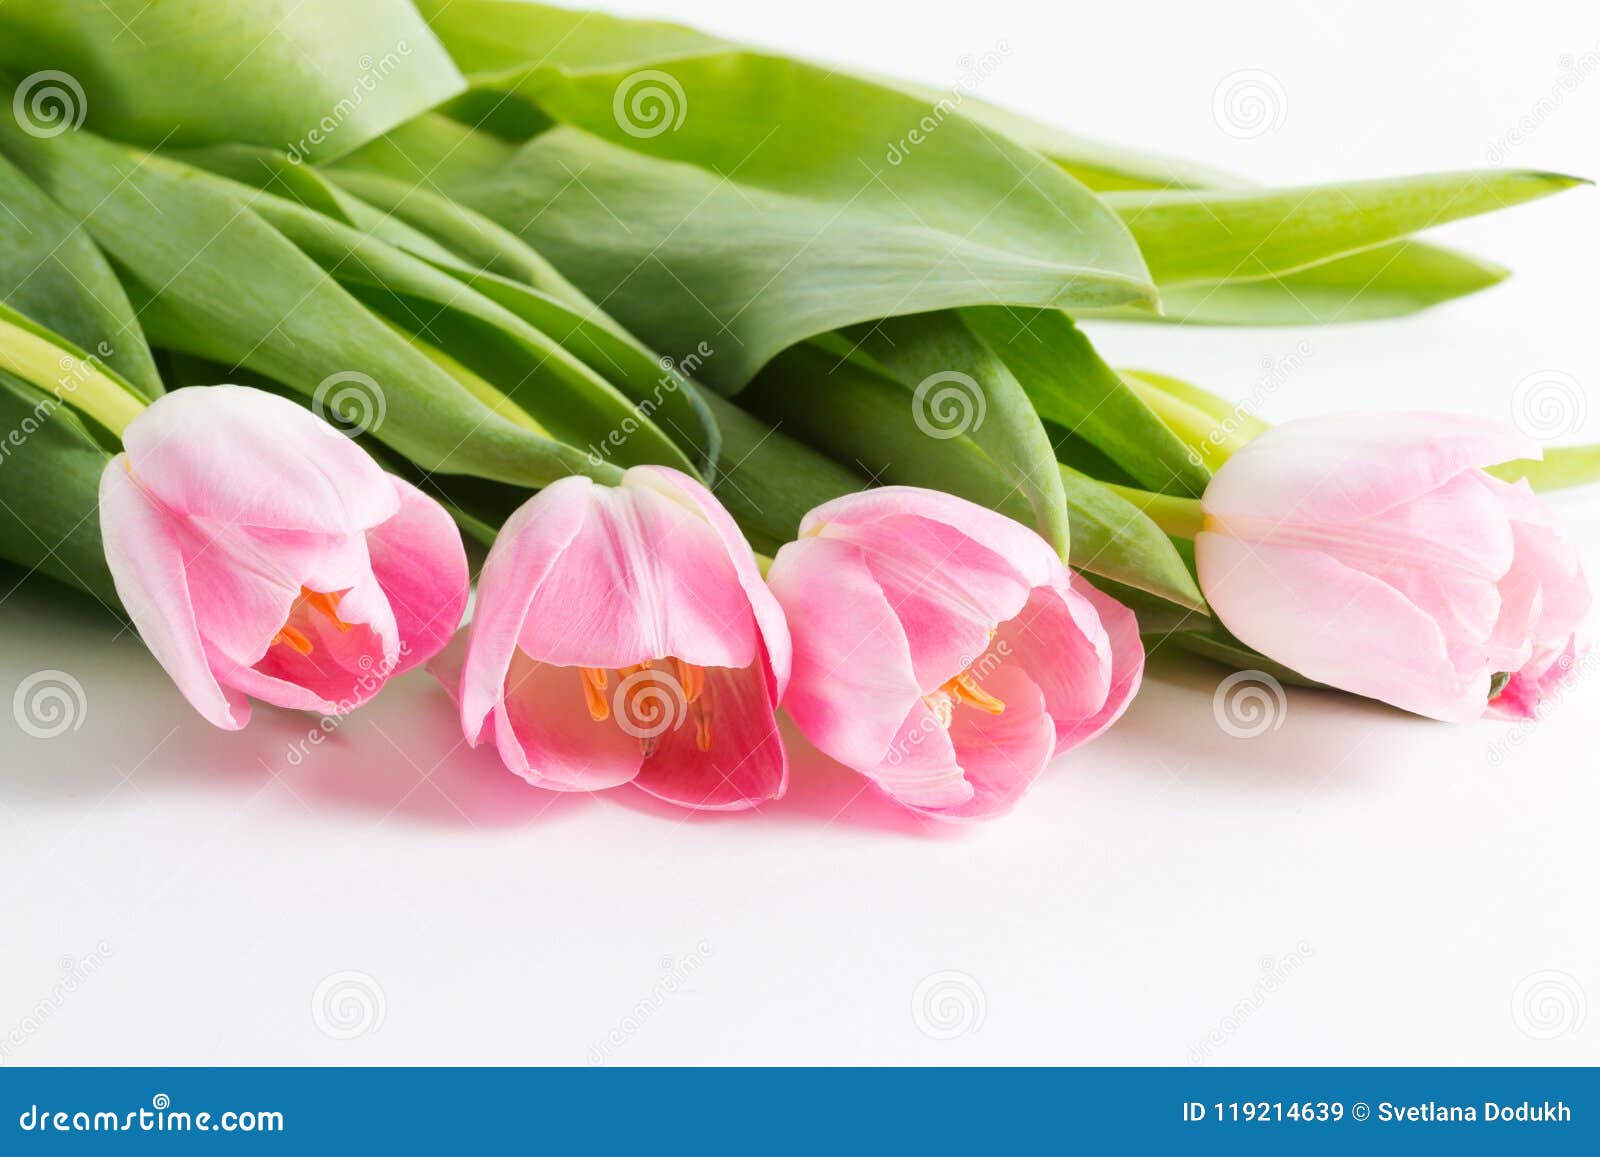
[
  {"left": 940, "top": 669, "right": 1006, "bottom": 716},
  {"left": 272, "top": 625, "right": 314, "bottom": 656}
]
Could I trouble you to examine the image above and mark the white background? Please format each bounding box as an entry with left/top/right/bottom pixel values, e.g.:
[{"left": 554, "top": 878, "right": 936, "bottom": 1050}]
[{"left": 2, "top": 0, "right": 1597, "bottom": 1065}]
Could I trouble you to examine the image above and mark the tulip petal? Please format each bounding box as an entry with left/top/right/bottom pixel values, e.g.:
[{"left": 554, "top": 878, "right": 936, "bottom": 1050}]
[
  {"left": 867, "top": 700, "right": 971, "bottom": 812},
  {"left": 631, "top": 657, "right": 788, "bottom": 810},
  {"left": 515, "top": 476, "right": 761, "bottom": 672},
  {"left": 1197, "top": 531, "right": 1489, "bottom": 721},
  {"left": 1203, "top": 411, "right": 1538, "bottom": 528},
  {"left": 1065, "top": 580, "right": 1146, "bottom": 748},
  {"left": 123, "top": 386, "right": 398, "bottom": 532},
  {"left": 837, "top": 512, "right": 1036, "bottom": 692},
  {"left": 99, "top": 458, "right": 248, "bottom": 730},
  {"left": 461, "top": 475, "right": 594, "bottom": 746},
  {"left": 494, "top": 651, "right": 645, "bottom": 792},
  {"left": 767, "top": 534, "right": 924, "bottom": 771},
  {"left": 995, "top": 576, "right": 1144, "bottom": 752},
  {"left": 366, "top": 477, "right": 470, "bottom": 674},
  {"left": 217, "top": 612, "right": 392, "bottom": 715},
  {"left": 799, "top": 486, "right": 1059, "bottom": 587},
  {"left": 927, "top": 666, "right": 1056, "bottom": 821},
  {"left": 181, "top": 524, "right": 383, "bottom": 671},
  {"left": 626, "top": 466, "right": 791, "bottom": 697}
]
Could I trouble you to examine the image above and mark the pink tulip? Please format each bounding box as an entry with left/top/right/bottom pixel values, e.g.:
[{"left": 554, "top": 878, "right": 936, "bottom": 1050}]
[
  {"left": 1196, "top": 411, "right": 1592, "bottom": 722},
  {"left": 457, "top": 466, "right": 790, "bottom": 810},
  {"left": 100, "top": 386, "right": 469, "bottom": 730},
  {"left": 766, "top": 488, "right": 1144, "bottom": 820}
]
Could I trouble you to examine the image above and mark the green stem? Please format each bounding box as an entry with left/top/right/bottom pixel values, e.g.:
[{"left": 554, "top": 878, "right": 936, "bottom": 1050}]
[
  {"left": 1104, "top": 482, "right": 1206, "bottom": 539},
  {"left": 1127, "top": 378, "right": 1247, "bottom": 469},
  {"left": 0, "top": 312, "right": 147, "bottom": 436}
]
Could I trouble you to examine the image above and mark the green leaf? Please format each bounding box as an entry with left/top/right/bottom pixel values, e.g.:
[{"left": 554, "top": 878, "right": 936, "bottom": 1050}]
[
  {"left": 957, "top": 308, "right": 1212, "bottom": 497},
  {"left": 741, "top": 343, "right": 1203, "bottom": 609},
  {"left": 1103, "top": 170, "right": 1584, "bottom": 288},
  {"left": 0, "top": 0, "right": 464, "bottom": 161},
  {"left": 842, "top": 312, "right": 1072, "bottom": 556},
  {"left": 1490, "top": 445, "right": 1600, "bottom": 492},
  {"left": 0, "top": 368, "right": 118, "bottom": 607},
  {"left": 0, "top": 153, "right": 162, "bottom": 398},
  {"left": 359, "top": 2, "right": 1158, "bottom": 391},
  {"left": 182, "top": 147, "right": 722, "bottom": 474},
  {"left": 1146, "top": 240, "right": 1511, "bottom": 325},
  {"left": 0, "top": 119, "right": 615, "bottom": 492}
]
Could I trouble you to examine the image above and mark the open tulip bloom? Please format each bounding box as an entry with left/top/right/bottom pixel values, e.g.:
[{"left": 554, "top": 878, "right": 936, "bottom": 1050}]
[
  {"left": 100, "top": 387, "right": 469, "bottom": 730},
  {"left": 455, "top": 466, "right": 790, "bottom": 811},
  {"left": 767, "top": 489, "right": 1145, "bottom": 820},
  {"left": 1195, "top": 412, "right": 1592, "bottom": 722}
]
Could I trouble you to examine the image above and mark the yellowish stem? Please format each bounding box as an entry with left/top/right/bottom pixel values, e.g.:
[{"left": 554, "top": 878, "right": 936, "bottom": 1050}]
[
  {"left": 0, "top": 314, "right": 146, "bottom": 436},
  {"left": 1105, "top": 483, "right": 1206, "bottom": 540}
]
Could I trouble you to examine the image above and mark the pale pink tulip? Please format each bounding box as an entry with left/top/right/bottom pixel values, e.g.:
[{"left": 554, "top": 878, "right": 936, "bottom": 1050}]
[
  {"left": 100, "top": 386, "right": 469, "bottom": 730},
  {"left": 1196, "top": 411, "right": 1592, "bottom": 721},
  {"left": 766, "top": 488, "right": 1144, "bottom": 820},
  {"left": 457, "top": 466, "right": 789, "bottom": 810}
]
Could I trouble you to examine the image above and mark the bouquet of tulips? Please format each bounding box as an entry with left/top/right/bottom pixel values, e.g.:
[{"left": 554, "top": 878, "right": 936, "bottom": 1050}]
[{"left": 0, "top": 0, "right": 1593, "bottom": 820}]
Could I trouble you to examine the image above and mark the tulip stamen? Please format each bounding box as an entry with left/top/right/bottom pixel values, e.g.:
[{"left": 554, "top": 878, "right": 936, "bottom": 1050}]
[
  {"left": 581, "top": 667, "right": 610, "bottom": 721},
  {"left": 693, "top": 700, "right": 712, "bottom": 752},
  {"left": 674, "top": 657, "right": 705, "bottom": 705},
  {"left": 586, "top": 658, "right": 715, "bottom": 755},
  {"left": 942, "top": 670, "right": 1006, "bottom": 715},
  {"left": 272, "top": 625, "right": 314, "bottom": 656},
  {"left": 301, "top": 587, "right": 354, "bottom": 633}
]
